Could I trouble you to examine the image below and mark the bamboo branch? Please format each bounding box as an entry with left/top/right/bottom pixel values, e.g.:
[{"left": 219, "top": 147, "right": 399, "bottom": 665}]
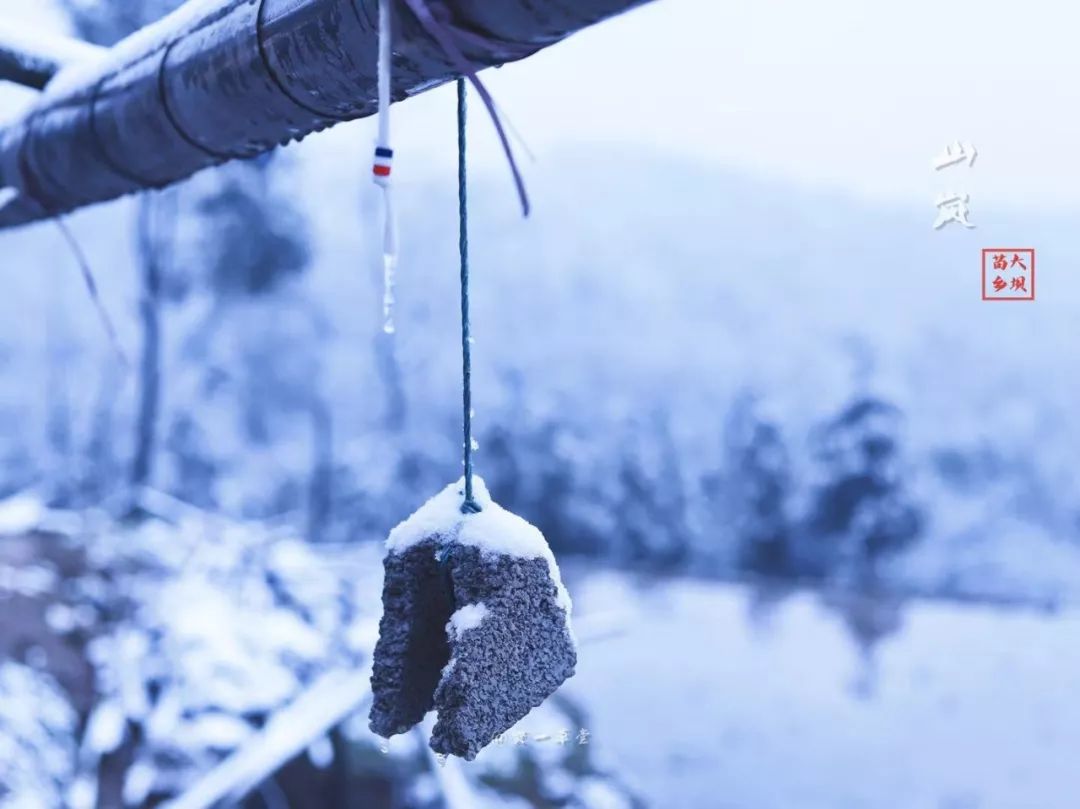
[{"left": 0, "top": 21, "right": 102, "bottom": 90}]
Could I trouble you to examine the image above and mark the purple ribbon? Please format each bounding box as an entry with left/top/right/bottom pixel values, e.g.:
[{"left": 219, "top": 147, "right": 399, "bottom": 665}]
[{"left": 398, "top": 0, "right": 532, "bottom": 216}]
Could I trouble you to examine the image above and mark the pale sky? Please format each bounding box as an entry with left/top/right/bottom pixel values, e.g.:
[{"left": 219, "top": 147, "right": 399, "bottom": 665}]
[
  {"left": 477, "top": 0, "right": 1080, "bottom": 210},
  {"left": 3, "top": 0, "right": 1079, "bottom": 211}
]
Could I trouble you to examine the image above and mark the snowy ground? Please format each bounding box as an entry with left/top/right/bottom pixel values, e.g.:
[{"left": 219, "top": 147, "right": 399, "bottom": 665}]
[
  {"left": 559, "top": 571, "right": 1079, "bottom": 809},
  {"left": 2, "top": 492, "right": 1078, "bottom": 808}
]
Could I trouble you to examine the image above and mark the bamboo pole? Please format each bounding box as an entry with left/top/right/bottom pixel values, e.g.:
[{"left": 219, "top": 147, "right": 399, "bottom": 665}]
[{"left": 0, "top": 0, "right": 650, "bottom": 229}]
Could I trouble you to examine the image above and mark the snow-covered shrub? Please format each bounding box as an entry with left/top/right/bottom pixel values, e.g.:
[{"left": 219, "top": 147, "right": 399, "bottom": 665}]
[
  {"left": 0, "top": 663, "right": 78, "bottom": 809},
  {"left": 57, "top": 511, "right": 376, "bottom": 804}
]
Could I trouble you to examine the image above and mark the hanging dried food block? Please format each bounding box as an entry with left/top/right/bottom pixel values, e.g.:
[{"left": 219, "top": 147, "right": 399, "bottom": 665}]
[
  {"left": 368, "top": 534, "right": 453, "bottom": 738},
  {"left": 430, "top": 503, "right": 576, "bottom": 760},
  {"left": 368, "top": 479, "right": 576, "bottom": 759}
]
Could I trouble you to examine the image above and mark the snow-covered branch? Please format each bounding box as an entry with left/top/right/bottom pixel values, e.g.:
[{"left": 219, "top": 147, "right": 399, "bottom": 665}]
[
  {"left": 0, "top": 21, "right": 102, "bottom": 90},
  {"left": 161, "top": 668, "right": 373, "bottom": 809}
]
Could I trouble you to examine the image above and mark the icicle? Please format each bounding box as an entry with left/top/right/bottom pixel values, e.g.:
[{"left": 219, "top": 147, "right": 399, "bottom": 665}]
[
  {"left": 382, "top": 252, "right": 397, "bottom": 335},
  {"left": 373, "top": 0, "right": 398, "bottom": 335}
]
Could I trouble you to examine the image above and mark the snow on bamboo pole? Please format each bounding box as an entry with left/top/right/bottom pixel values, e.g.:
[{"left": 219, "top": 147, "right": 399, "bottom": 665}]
[{"left": 0, "top": 0, "right": 651, "bottom": 229}]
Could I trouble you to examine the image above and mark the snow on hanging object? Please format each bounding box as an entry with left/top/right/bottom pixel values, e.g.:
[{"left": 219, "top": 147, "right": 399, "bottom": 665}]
[
  {"left": 369, "top": 478, "right": 577, "bottom": 760},
  {"left": 447, "top": 602, "right": 488, "bottom": 639}
]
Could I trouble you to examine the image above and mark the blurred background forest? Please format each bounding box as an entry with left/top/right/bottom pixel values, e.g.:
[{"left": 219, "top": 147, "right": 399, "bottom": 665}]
[{"left": 2, "top": 0, "right": 1080, "bottom": 807}]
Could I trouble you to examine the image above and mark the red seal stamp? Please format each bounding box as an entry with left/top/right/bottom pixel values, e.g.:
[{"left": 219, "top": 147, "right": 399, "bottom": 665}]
[{"left": 982, "top": 249, "right": 1035, "bottom": 301}]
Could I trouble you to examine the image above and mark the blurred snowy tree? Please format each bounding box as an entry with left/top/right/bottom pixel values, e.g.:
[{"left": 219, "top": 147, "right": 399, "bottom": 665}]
[
  {"left": 156, "top": 157, "right": 318, "bottom": 525},
  {"left": 802, "top": 397, "right": 923, "bottom": 584},
  {"left": 487, "top": 417, "right": 609, "bottom": 558},
  {"left": 711, "top": 392, "right": 794, "bottom": 578},
  {"left": 53, "top": 2, "right": 318, "bottom": 526},
  {"left": 615, "top": 411, "right": 691, "bottom": 568},
  {"left": 193, "top": 157, "right": 310, "bottom": 298}
]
